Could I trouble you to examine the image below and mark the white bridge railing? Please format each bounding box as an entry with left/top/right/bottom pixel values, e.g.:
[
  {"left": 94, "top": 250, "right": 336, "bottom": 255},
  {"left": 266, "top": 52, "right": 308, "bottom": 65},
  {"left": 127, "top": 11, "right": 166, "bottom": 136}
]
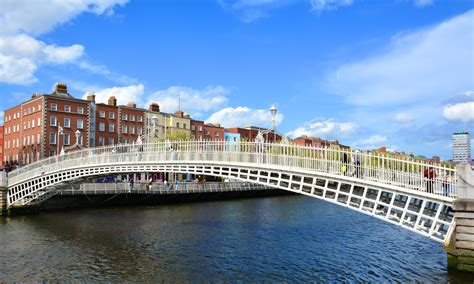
[{"left": 8, "top": 141, "right": 457, "bottom": 199}]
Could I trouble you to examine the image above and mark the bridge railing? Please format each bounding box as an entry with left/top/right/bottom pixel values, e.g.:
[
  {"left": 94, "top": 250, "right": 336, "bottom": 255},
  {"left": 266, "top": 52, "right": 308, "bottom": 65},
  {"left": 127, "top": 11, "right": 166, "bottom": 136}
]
[{"left": 8, "top": 140, "right": 457, "bottom": 198}]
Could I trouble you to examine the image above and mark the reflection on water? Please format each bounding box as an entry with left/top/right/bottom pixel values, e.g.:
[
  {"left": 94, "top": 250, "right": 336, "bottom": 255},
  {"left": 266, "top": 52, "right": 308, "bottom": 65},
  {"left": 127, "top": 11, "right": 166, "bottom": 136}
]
[{"left": 0, "top": 195, "right": 472, "bottom": 282}]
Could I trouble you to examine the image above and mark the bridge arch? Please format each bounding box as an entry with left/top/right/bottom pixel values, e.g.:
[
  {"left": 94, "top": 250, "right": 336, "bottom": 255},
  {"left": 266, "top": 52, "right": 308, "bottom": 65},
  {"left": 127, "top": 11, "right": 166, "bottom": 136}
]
[{"left": 7, "top": 152, "right": 454, "bottom": 242}]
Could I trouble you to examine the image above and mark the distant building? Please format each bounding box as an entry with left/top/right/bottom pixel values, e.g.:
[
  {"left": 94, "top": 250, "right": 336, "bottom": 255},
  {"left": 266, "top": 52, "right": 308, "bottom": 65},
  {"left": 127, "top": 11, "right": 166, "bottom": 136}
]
[
  {"left": 226, "top": 126, "right": 281, "bottom": 142},
  {"left": 0, "top": 126, "right": 3, "bottom": 169},
  {"left": 203, "top": 123, "right": 224, "bottom": 141},
  {"left": 191, "top": 119, "right": 204, "bottom": 141},
  {"left": 453, "top": 132, "right": 471, "bottom": 164},
  {"left": 224, "top": 131, "right": 240, "bottom": 142},
  {"left": 293, "top": 135, "right": 330, "bottom": 148}
]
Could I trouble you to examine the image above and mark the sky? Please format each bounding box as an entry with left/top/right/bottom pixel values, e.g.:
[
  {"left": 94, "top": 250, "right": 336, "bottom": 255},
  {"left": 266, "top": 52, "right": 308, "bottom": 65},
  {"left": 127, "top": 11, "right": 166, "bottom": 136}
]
[{"left": 0, "top": 0, "right": 473, "bottom": 159}]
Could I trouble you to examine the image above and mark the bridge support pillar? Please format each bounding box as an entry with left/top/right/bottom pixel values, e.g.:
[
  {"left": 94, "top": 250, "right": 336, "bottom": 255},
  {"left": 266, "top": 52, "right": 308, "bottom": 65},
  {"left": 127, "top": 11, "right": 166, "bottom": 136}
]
[
  {"left": 445, "top": 164, "right": 474, "bottom": 273},
  {"left": 0, "top": 172, "right": 8, "bottom": 215}
]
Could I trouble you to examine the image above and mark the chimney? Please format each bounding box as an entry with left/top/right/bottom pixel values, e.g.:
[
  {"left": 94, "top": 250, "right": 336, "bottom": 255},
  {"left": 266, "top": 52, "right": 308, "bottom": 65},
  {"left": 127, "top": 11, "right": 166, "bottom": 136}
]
[
  {"left": 86, "top": 92, "right": 95, "bottom": 103},
  {"left": 149, "top": 103, "right": 160, "bottom": 112},
  {"left": 108, "top": 96, "right": 117, "bottom": 107},
  {"left": 175, "top": 111, "right": 184, "bottom": 118},
  {"left": 54, "top": 82, "right": 68, "bottom": 94},
  {"left": 127, "top": 102, "right": 137, "bottom": 108}
]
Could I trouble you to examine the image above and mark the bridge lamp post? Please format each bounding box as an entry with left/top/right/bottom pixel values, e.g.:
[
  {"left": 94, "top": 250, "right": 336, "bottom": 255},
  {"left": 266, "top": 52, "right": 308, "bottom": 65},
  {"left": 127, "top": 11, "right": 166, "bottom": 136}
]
[{"left": 257, "top": 105, "right": 278, "bottom": 143}]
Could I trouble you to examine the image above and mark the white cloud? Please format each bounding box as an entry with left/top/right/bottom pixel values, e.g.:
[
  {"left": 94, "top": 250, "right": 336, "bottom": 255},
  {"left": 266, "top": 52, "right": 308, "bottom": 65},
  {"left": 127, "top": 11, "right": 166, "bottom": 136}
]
[
  {"left": 351, "top": 135, "right": 394, "bottom": 151},
  {"left": 206, "top": 106, "right": 283, "bottom": 128},
  {"left": 85, "top": 84, "right": 145, "bottom": 106},
  {"left": 310, "top": 0, "right": 353, "bottom": 12},
  {"left": 0, "top": 0, "right": 128, "bottom": 85},
  {"left": 323, "top": 9, "right": 474, "bottom": 107},
  {"left": 393, "top": 112, "right": 414, "bottom": 123},
  {"left": 0, "top": 54, "right": 37, "bottom": 84},
  {"left": 443, "top": 102, "right": 474, "bottom": 123},
  {"left": 0, "top": 34, "right": 85, "bottom": 84},
  {"left": 78, "top": 61, "right": 137, "bottom": 85},
  {"left": 286, "top": 118, "right": 357, "bottom": 139},
  {"left": 414, "top": 0, "right": 433, "bottom": 8},
  {"left": 0, "top": 0, "right": 128, "bottom": 36},
  {"left": 147, "top": 86, "right": 229, "bottom": 115}
]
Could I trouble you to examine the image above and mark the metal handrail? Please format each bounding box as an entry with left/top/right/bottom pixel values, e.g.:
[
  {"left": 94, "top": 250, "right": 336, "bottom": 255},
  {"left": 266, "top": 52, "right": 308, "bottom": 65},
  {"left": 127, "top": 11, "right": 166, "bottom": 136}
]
[{"left": 7, "top": 140, "right": 457, "bottom": 198}]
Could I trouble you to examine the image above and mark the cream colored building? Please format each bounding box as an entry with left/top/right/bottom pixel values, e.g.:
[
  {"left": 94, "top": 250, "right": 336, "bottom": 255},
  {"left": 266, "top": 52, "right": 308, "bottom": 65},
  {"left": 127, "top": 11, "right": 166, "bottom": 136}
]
[{"left": 145, "top": 103, "right": 191, "bottom": 142}]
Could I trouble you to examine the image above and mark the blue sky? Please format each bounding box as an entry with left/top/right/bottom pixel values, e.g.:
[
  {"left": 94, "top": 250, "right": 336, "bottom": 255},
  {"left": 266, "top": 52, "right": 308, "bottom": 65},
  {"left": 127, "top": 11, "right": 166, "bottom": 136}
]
[{"left": 0, "top": 0, "right": 473, "bottom": 159}]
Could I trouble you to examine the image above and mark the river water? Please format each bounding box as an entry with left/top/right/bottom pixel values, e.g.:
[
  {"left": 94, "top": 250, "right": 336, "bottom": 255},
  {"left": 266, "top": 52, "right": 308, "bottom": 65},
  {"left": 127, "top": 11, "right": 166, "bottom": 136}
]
[{"left": 1, "top": 195, "right": 472, "bottom": 282}]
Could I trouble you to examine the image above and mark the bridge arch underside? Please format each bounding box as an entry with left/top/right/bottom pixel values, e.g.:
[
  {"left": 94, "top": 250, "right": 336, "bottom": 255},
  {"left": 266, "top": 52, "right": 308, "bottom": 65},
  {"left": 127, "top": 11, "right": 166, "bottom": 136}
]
[{"left": 9, "top": 161, "right": 454, "bottom": 242}]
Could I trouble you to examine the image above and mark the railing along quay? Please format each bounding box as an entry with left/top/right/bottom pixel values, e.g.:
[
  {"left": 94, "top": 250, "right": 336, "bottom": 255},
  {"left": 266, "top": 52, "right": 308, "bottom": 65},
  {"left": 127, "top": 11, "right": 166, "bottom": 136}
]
[{"left": 59, "top": 182, "right": 271, "bottom": 195}]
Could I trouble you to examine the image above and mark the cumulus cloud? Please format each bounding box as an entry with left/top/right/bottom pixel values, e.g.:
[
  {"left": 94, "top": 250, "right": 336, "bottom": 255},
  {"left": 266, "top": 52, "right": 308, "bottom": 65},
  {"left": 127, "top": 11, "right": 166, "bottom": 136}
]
[
  {"left": 0, "top": 0, "right": 127, "bottom": 85},
  {"left": 147, "top": 86, "right": 230, "bottom": 115},
  {"left": 0, "top": 34, "right": 85, "bottom": 84},
  {"left": 85, "top": 84, "right": 145, "bottom": 106},
  {"left": 286, "top": 118, "right": 357, "bottom": 139},
  {"left": 443, "top": 102, "right": 474, "bottom": 123},
  {"left": 206, "top": 106, "right": 283, "bottom": 128},
  {"left": 352, "top": 134, "right": 389, "bottom": 150},
  {"left": 310, "top": 0, "right": 353, "bottom": 12},
  {"left": 323, "top": 9, "right": 474, "bottom": 107},
  {"left": 0, "top": 0, "right": 128, "bottom": 35},
  {"left": 393, "top": 112, "right": 414, "bottom": 123}
]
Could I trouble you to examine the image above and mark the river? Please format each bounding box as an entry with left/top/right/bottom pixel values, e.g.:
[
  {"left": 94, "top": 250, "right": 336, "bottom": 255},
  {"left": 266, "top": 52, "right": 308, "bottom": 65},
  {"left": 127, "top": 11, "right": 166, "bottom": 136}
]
[{"left": 0, "top": 195, "right": 472, "bottom": 282}]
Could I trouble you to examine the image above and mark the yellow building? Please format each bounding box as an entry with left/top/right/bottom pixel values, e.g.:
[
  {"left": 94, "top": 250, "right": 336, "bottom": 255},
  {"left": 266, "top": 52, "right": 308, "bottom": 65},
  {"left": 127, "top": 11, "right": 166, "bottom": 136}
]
[{"left": 145, "top": 103, "right": 191, "bottom": 142}]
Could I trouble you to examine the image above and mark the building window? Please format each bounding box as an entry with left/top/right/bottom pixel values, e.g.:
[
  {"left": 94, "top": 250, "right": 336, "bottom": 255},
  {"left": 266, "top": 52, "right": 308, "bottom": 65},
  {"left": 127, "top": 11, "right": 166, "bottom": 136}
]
[
  {"left": 50, "top": 116, "right": 57, "bottom": 126},
  {"left": 123, "top": 114, "right": 128, "bottom": 121},
  {"left": 109, "top": 123, "right": 115, "bottom": 133},
  {"left": 32, "top": 119, "right": 35, "bottom": 128},
  {"left": 191, "top": 125, "right": 196, "bottom": 131},
  {"left": 64, "top": 105, "right": 71, "bottom": 112},
  {"left": 99, "top": 111, "right": 105, "bottom": 118},
  {"left": 37, "top": 134, "right": 41, "bottom": 144},
  {"left": 77, "top": 119, "right": 84, "bottom": 129},
  {"left": 204, "top": 130, "right": 209, "bottom": 135},
  {"left": 130, "top": 115, "right": 135, "bottom": 122},
  {"left": 215, "top": 132, "right": 219, "bottom": 137},
  {"left": 50, "top": 133, "right": 56, "bottom": 144},
  {"left": 78, "top": 107, "right": 84, "bottom": 114},
  {"left": 109, "top": 112, "right": 115, "bottom": 119},
  {"left": 27, "top": 120, "right": 31, "bottom": 129},
  {"left": 99, "top": 123, "right": 105, "bottom": 132},
  {"left": 138, "top": 127, "right": 143, "bottom": 135},
  {"left": 108, "top": 138, "right": 115, "bottom": 145},
  {"left": 64, "top": 118, "right": 71, "bottom": 128},
  {"left": 198, "top": 126, "right": 202, "bottom": 131},
  {"left": 38, "top": 118, "right": 41, "bottom": 127},
  {"left": 176, "top": 122, "right": 180, "bottom": 128},
  {"left": 138, "top": 115, "right": 143, "bottom": 122},
  {"left": 64, "top": 133, "right": 70, "bottom": 145},
  {"left": 50, "top": 103, "right": 57, "bottom": 111},
  {"left": 130, "top": 126, "right": 135, "bottom": 135},
  {"left": 123, "top": 125, "right": 128, "bottom": 134},
  {"left": 99, "top": 137, "right": 105, "bottom": 146},
  {"left": 183, "top": 123, "right": 187, "bottom": 129}
]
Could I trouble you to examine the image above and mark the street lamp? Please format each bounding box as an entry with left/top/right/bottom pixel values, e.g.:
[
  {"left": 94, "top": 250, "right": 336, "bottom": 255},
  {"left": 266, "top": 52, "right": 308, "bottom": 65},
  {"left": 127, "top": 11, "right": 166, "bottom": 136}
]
[{"left": 256, "top": 105, "right": 278, "bottom": 143}]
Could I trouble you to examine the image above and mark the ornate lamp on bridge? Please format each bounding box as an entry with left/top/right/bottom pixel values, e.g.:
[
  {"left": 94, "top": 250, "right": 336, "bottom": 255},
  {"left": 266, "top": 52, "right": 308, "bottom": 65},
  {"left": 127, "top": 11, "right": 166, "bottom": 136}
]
[{"left": 255, "top": 105, "right": 278, "bottom": 144}]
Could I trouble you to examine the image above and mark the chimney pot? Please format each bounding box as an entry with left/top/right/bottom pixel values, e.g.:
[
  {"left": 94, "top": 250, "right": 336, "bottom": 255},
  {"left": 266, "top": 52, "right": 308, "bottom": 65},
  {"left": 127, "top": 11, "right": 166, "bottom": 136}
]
[{"left": 108, "top": 96, "right": 117, "bottom": 107}]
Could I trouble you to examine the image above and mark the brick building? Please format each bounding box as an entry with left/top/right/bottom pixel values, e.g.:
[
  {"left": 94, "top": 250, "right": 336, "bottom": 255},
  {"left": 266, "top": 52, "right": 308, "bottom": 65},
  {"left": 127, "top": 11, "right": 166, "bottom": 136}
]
[
  {"left": 3, "top": 83, "right": 90, "bottom": 166},
  {"left": 225, "top": 126, "right": 281, "bottom": 142},
  {"left": 191, "top": 119, "right": 204, "bottom": 141},
  {"left": 293, "top": 135, "right": 330, "bottom": 148},
  {"left": 0, "top": 126, "right": 3, "bottom": 169},
  {"left": 118, "top": 102, "right": 145, "bottom": 144},
  {"left": 203, "top": 123, "right": 224, "bottom": 141}
]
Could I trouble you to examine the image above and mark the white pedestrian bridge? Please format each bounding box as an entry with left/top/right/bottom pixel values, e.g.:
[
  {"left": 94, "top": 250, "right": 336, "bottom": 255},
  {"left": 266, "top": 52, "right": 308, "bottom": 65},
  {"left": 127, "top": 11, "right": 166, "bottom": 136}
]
[{"left": 4, "top": 141, "right": 458, "bottom": 242}]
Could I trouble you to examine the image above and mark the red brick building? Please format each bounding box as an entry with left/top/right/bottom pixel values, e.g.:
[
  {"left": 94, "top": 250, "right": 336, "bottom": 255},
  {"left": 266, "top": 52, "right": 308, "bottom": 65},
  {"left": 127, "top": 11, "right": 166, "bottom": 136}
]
[
  {"left": 225, "top": 126, "right": 281, "bottom": 142},
  {"left": 203, "top": 123, "right": 224, "bottom": 141},
  {"left": 118, "top": 103, "right": 145, "bottom": 144},
  {"left": 0, "top": 126, "right": 4, "bottom": 169},
  {"left": 94, "top": 96, "right": 119, "bottom": 146},
  {"left": 3, "top": 83, "right": 90, "bottom": 166},
  {"left": 191, "top": 119, "right": 204, "bottom": 141},
  {"left": 293, "top": 135, "right": 330, "bottom": 148}
]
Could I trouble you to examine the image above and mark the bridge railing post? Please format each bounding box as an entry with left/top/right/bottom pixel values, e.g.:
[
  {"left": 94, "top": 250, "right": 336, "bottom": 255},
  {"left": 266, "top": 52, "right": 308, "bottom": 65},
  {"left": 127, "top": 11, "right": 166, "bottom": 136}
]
[{"left": 0, "top": 171, "right": 8, "bottom": 215}]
